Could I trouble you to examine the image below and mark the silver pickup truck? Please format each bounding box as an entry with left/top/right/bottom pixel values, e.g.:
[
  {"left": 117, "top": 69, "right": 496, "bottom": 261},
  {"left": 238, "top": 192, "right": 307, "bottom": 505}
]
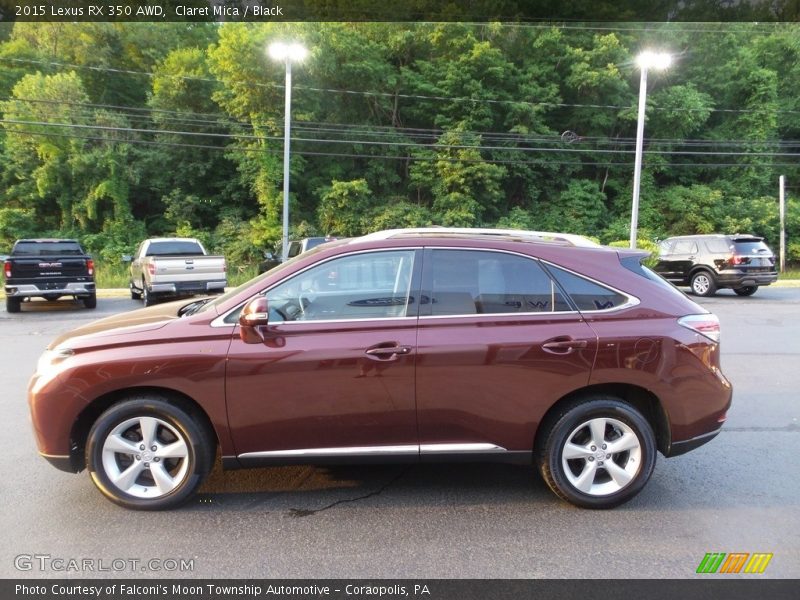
[{"left": 128, "top": 238, "right": 226, "bottom": 306}]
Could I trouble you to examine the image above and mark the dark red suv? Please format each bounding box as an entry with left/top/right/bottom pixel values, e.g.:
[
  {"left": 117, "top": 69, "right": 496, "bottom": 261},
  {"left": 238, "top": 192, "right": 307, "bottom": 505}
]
[{"left": 29, "top": 228, "right": 731, "bottom": 510}]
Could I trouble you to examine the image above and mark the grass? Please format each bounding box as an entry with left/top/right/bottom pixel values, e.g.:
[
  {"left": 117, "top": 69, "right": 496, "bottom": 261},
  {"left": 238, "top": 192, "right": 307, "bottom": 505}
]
[
  {"left": 779, "top": 269, "right": 800, "bottom": 280},
  {"left": 94, "top": 262, "right": 260, "bottom": 289}
]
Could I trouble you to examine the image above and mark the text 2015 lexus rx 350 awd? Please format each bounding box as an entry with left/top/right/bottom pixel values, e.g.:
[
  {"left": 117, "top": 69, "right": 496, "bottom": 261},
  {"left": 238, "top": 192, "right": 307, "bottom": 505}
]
[{"left": 29, "top": 228, "right": 731, "bottom": 510}]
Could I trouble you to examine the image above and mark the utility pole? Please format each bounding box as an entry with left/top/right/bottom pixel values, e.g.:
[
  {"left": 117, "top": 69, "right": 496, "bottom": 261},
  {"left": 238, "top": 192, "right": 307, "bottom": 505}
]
[{"left": 779, "top": 175, "right": 786, "bottom": 273}]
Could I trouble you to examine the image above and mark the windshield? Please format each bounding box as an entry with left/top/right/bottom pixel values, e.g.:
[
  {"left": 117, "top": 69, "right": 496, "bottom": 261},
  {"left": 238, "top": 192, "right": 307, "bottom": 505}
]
[{"left": 146, "top": 241, "right": 205, "bottom": 256}]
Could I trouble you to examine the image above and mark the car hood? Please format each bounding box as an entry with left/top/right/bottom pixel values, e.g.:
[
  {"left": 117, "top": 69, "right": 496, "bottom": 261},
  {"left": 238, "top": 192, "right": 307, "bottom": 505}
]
[{"left": 48, "top": 302, "right": 182, "bottom": 349}]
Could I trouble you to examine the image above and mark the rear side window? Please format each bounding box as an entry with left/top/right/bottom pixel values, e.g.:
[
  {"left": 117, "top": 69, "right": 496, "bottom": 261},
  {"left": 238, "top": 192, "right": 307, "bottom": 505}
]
[
  {"left": 12, "top": 241, "right": 84, "bottom": 256},
  {"left": 704, "top": 238, "right": 730, "bottom": 253},
  {"left": 547, "top": 265, "right": 629, "bottom": 311},
  {"left": 732, "top": 240, "right": 771, "bottom": 255},
  {"left": 429, "top": 249, "right": 569, "bottom": 315}
]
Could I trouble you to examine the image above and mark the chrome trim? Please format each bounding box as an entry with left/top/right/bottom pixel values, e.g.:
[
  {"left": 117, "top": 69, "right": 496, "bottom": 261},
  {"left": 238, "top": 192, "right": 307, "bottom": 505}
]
[
  {"left": 539, "top": 258, "right": 641, "bottom": 314},
  {"left": 419, "top": 311, "right": 578, "bottom": 321},
  {"left": 238, "top": 445, "right": 419, "bottom": 459},
  {"left": 356, "top": 228, "right": 600, "bottom": 248},
  {"left": 420, "top": 443, "right": 506, "bottom": 453},
  {"left": 7, "top": 283, "right": 94, "bottom": 297}
]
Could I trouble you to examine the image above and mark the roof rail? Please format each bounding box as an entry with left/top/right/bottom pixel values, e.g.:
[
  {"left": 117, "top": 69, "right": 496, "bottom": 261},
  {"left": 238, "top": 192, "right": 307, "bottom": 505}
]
[{"left": 355, "top": 227, "right": 600, "bottom": 248}]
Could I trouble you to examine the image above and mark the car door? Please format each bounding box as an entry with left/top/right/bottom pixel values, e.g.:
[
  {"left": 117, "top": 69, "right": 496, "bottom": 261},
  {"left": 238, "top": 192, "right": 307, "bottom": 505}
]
[
  {"left": 226, "top": 248, "right": 422, "bottom": 464},
  {"left": 659, "top": 239, "right": 698, "bottom": 283},
  {"left": 414, "top": 248, "right": 598, "bottom": 459}
]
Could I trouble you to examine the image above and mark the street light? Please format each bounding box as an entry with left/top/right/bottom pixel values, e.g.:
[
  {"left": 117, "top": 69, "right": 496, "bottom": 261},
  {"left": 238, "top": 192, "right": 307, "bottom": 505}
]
[
  {"left": 630, "top": 51, "right": 672, "bottom": 249},
  {"left": 268, "top": 41, "right": 308, "bottom": 261}
]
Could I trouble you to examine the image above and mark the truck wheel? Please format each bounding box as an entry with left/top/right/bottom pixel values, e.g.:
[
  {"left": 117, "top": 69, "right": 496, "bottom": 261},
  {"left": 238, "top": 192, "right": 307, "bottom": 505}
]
[
  {"left": 130, "top": 281, "right": 142, "bottom": 300},
  {"left": 733, "top": 286, "right": 758, "bottom": 297},
  {"left": 6, "top": 296, "right": 21, "bottom": 313},
  {"left": 143, "top": 283, "right": 155, "bottom": 307},
  {"left": 83, "top": 293, "right": 97, "bottom": 309}
]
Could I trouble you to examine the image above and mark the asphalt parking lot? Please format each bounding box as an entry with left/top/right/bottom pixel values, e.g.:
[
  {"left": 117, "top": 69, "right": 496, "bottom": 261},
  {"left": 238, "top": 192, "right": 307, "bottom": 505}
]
[{"left": 1, "top": 287, "right": 798, "bottom": 578}]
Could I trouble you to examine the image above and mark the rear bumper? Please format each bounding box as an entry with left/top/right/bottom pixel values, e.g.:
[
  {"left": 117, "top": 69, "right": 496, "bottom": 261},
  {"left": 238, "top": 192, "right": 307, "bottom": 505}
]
[
  {"left": 149, "top": 280, "right": 227, "bottom": 294},
  {"left": 5, "top": 282, "right": 95, "bottom": 298},
  {"left": 716, "top": 271, "right": 778, "bottom": 288},
  {"left": 666, "top": 428, "right": 722, "bottom": 457}
]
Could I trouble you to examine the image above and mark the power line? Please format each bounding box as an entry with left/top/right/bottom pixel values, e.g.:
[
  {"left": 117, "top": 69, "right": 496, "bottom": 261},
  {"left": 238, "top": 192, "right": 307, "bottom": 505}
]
[
  {"left": 4, "top": 118, "right": 799, "bottom": 159},
  {"left": 6, "top": 97, "right": 800, "bottom": 150},
  {"left": 5, "top": 56, "right": 800, "bottom": 116},
  {"left": 3, "top": 125, "right": 797, "bottom": 170}
]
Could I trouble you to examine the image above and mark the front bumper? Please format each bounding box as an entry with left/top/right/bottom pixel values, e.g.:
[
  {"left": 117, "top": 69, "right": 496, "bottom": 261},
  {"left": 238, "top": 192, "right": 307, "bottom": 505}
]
[{"left": 5, "top": 282, "right": 95, "bottom": 298}]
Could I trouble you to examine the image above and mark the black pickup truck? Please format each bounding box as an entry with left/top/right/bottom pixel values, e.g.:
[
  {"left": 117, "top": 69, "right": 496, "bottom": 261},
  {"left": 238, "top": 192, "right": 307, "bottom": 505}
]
[{"left": 3, "top": 239, "right": 96, "bottom": 313}]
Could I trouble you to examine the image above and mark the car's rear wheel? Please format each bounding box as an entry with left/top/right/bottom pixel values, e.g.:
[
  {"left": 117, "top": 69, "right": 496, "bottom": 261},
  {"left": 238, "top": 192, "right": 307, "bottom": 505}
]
[
  {"left": 83, "top": 293, "right": 97, "bottom": 309},
  {"left": 690, "top": 271, "right": 717, "bottom": 297},
  {"left": 5, "top": 296, "right": 21, "bottom": 313},
  {"left": 734, "top": 286, "right": 758, "bottom": 296},
  {"left": 538, "top": 397, "right": 656, "bottom": 509},
  {"left": 142, "top": 280, "right": 155, "bottom": 307},
  {"left": 86, "top": 396, "right": 214, "bottom": 510}
]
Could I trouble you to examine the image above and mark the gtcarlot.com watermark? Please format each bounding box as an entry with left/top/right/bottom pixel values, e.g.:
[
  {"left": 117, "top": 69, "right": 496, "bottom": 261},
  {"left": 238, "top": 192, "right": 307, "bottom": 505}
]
[{"left": 14, "top": 554, "right": 194, "bottom": 573}]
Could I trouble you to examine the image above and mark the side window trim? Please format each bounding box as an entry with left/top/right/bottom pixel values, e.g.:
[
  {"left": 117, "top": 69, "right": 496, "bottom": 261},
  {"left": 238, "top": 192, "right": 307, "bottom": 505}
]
[{"left": 540, "top": 260, "right": 640, "bottom": 314}]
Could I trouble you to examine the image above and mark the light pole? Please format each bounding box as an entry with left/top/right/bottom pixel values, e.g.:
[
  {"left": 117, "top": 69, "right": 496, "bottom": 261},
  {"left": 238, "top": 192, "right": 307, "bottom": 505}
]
[
  {"left": 630, "top": 51, "right": 671, "bottom": 249},
  {"left": 268, "top": 41, "right": 308, "bottom": 261}
]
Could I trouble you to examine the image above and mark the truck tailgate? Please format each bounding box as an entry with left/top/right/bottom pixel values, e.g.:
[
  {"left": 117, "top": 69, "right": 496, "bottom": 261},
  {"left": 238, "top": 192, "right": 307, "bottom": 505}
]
[{"left": 149, "top": 256, "right": 226, "bottom": 282}]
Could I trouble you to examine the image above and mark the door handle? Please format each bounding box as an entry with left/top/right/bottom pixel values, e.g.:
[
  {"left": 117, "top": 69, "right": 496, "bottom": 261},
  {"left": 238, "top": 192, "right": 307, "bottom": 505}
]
[
  {"left": 542, "top": 338, "right": 588, "bottom": 354},
  {"left": 365, "top": 345, "right": 411, "bottom": 359}
]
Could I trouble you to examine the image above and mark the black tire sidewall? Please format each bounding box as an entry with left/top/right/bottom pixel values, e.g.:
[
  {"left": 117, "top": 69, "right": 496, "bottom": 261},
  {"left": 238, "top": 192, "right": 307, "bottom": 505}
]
[
  {"left": 86, "top": 398, "right": 210, "bottom": 510},
  {"left": 542, "top": 398, "right": 656, "bottom": 509}
]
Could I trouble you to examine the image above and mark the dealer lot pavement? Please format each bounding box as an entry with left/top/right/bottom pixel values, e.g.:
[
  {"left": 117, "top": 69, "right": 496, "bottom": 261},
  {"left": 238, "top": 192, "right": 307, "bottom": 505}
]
[{"left": 1, "top": 289, "right": 798, "bottom": 578}]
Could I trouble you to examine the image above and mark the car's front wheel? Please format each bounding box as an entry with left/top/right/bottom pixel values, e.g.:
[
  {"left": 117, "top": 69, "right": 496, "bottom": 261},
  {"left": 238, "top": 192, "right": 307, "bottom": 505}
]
[
  {"left": 690, "top": 271, "right": 717, "bottom": 297},
  {"left": 538, "top": 397, "right": 657, "bottom": 509},
  {"left": 734, "top": 286, "right": 758, "bottom": 296},
  {"left": 86, "top": 396, "right": 214, "bottom": 510}
]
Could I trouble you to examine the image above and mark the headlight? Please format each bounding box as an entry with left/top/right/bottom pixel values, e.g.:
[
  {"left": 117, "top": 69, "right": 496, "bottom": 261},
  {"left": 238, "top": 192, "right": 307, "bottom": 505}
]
[{"left": 36, "top": 347, "right": 75, "bottom": 375}]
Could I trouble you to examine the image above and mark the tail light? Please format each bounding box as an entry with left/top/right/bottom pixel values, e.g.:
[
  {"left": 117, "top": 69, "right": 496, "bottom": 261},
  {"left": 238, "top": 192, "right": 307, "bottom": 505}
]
[
  {"left": 147, "top": 263, "right": 155, "bottom": 276},
  {"left": 678, "top": 314, "right": 720, "bottom": 343},
  {"left": 86, "top": 259, "right": 94, "bottom": 276},
  {"left": 3, "top": 261, "right": 10, "bottom": 279},
  {"left": 729, "top": 255, "right": 746, "bottom": 265}
]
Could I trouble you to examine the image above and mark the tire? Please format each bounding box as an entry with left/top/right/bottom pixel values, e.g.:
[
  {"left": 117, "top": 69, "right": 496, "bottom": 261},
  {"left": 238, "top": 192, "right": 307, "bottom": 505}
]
[
  {"left": 83, "top": 293, "right": 97, "bottom": 309},
  {"left": 690, "top": 270, "right": 717, "bottom": 297},
  {"left": 734, "top": 286, "right": 758, "bottom": 297},
  {"left": 537, "top": 396, "right": 657, "bottom": 509},
  {"left": 6, "top": 296, "right": 21, "bottom": 313},
  {"left": 142, "top": 281, "right": 155, "bottom": 307},
  {"left": 130, "top": 281, "right": 142, "bottom": 300},
  {"left": 86, "top": 396, "right": 215, "bottom": 510}
]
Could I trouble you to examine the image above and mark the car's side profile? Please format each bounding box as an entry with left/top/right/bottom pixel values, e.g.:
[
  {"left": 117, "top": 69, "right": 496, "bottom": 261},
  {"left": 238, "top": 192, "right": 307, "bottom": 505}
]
[
  {"left": 654, "top": 233, "right": 778, "bottom": 296},
  {"left": 28, "top": 228, "right": 731, "bottom": 510}
]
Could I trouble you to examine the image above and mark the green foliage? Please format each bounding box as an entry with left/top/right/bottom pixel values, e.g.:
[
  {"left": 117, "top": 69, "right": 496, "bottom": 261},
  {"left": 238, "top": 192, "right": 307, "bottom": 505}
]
[{"left": 317, "top": 179, "right": 374, "bottom": 236}]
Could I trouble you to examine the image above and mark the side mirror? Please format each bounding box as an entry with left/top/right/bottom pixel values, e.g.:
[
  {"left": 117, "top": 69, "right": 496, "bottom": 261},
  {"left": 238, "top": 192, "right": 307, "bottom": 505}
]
[
  {"left": 121, "top": 255, "right": 132, "bottom": 263},
  {"left": 239, "top": 296, "right": 270, "bottom": 343}
]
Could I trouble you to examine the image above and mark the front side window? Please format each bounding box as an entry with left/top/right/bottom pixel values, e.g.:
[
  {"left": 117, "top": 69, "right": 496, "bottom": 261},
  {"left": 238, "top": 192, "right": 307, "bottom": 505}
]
[
  {"left": 547, "top": 265, "right": 629, "bottom": 311},
  {"left": 429, "top": 249, "right": 569, "bottom": 315},
  {"left": 266, "top": 250, "right": 416, "bottom": 322}
]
